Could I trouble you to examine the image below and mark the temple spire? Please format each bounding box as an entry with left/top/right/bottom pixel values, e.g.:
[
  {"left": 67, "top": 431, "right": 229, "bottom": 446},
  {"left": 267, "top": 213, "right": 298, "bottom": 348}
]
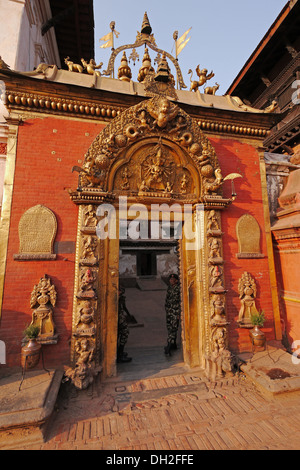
[{"left": 141, "top": 12, "right": 152, "bottom": 35}]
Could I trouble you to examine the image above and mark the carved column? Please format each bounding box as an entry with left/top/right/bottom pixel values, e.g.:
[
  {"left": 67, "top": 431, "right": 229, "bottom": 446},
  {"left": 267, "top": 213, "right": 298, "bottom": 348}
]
[
  {"left": 66, "top": 204, "right": 101, "bottom": 390},
  {"left": 205, "top": 207, "right": 232, "bottom": 381}
]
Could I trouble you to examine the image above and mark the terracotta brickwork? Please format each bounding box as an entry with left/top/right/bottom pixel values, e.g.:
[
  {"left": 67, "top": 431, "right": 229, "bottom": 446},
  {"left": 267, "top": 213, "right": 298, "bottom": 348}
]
[{"left": 0, "top": 117, "right": 104, "bottom": 368}]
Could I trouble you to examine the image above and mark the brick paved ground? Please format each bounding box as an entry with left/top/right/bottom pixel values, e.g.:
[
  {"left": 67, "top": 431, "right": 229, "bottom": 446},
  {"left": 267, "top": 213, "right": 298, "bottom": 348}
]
[
  {"left": 2, "top": 286, "right": 300, "bottom": 451},
  {"left": 15, "top": 368, "right": 300, "bottom": 451}
]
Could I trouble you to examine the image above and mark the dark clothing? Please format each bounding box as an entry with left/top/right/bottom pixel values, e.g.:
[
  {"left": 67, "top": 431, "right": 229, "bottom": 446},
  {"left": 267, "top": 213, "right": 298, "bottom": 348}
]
[
  {"left": 165, "top": 283, "right": 181, "bottom": 345},
  {"left": 118, "top": 294, "right": 130, "bottom": 347}
]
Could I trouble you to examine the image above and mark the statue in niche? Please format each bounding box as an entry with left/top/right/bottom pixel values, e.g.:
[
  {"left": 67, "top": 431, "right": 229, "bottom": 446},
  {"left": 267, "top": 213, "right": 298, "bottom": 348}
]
[
  {"left": 209, "top": 238, "right": 221, "bottom": 260},
  {"left": 77, "top": 268, "right": 97, "bottom": 299},
  {"left": 209, "top": 265, "right": 223, "bottom": 289},
  {"left": 84, "top": 205, "right": 97, "bottom": 228},
  {"left": 210, "top": 294, "right": 227, "bottom": 325},
  {"left": 30, "top": 275, "right": 57, "bottom": 341},
  {"left": 180, "top": 174, "right": 189, "bottom": 194},
  {"left": 238, "top": 272, "right": 259, "bottom": 326},
  {"left": 209, "top": 327, "right": 234, "bottom": 380},
  {"left": 75, "top": 301, "right": 96, "bottom": 337},
  {"left": 65, "top": 338, "right": 98, "bottom": 390},
  {"left": 164, "top": 182, "right": 173, "bottom": 193},
  {"left": 81, "top": 235, "right": 98, "bottom": 265},
  {"left": 121, "top": 167, "right": 131, "bottom": 190},
  {"left": 207, "top": 210, "right": 220, "bottom": 235}
]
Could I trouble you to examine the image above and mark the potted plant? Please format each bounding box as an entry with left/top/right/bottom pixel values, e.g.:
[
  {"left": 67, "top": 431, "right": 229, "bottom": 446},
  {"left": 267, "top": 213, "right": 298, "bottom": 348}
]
[
  {"left": 21, "top": 324, "right": 41, "bottom": 370},
  {"left": 249, "top": 311, "right": 266, "bottom": 348}
]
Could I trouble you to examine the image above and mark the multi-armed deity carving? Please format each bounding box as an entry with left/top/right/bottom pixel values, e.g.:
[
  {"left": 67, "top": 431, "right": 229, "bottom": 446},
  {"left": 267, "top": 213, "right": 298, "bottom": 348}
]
[
  {"left": 29, "top": 275, "right": 58, "bottom": 343},
  {"left": 238, "top": 272, "right": 259, "bottom": 327}
]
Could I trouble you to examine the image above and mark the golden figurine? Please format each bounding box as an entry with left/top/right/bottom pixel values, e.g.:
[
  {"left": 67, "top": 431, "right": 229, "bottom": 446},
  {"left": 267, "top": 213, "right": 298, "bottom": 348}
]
[
  {"left": 147, "top": 97, "right": 179, "bottom": 128},
  {"left": 189, "top": 65, "right": 215, "bottom": 92},
  {"left": 64, "top": 56, "right": 83, "bottom": 73},
  {"left": 204, "top": 82, "right": 220, "bottom": 95},
  {"left": 81, "top": 58, "right": 103, "bottom": 77}
]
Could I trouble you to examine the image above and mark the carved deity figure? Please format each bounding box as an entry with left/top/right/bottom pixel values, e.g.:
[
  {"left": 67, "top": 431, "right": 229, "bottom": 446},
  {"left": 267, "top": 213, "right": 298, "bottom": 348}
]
[
  {"left": 65, "top": 338, "right": 97, "bottom": 390},
  {"left": 140, "top": 143, "right": 176, "bottom": 193},
  {"left": 180, "top": 174, "right": 189, "bottom": 194},
  {"left": 208, "top": 327, "right": 233, "bottom": 380},
  {"left": 210, "top": 295, "right": 227, "bottom": 325},
  {"left": 147, "top": 98, "right": 179, "bottom": 128},
  {"left": 30, "top": 275, "right": 56, "bottom": 339},
  {"left": 82, "top": 235, "right": 98, "bottom": 263},
  {"left": 209, "top": 265, "right": 223, "bottom": 289},
  {"left": 75, "top": 301, "right": 96, "bottom": 336},
  {"left": 209, "top": 238, "right": 220, "bottom": 260},
  {"left": 121, "top": 167, "right": 131, "bottom": 190},
  {"left": 77, "top": 268, "right": 97, "bottom": 299},
  {"left": 84, "top": 205, "right": 97, "bottom": 228},
  {"left": 207, "top": 210, "right": 220, "bottom": 233},
  {"left": 238, "top": 272, "right": 259, "bottom": 325}
]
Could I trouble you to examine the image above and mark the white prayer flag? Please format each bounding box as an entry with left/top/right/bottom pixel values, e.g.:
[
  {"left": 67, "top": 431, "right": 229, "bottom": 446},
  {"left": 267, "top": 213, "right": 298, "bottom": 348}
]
[
  {"left": 100, "top": 32, "right": 113, "bottom": 48},
  {"left": 176, "top": 27, "right": 192, "bottom": 56}
]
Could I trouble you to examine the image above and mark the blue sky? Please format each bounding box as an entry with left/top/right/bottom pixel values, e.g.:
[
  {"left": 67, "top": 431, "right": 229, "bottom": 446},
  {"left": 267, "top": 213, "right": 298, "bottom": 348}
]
[{"left": 94, "top": 0, "right": 287, "bottom": 95}]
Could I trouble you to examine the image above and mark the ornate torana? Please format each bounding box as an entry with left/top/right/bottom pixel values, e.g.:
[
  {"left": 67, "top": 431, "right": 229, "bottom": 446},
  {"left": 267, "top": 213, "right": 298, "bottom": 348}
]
[{"left": 71, "top": 95, "right": 225, "bottom": 203}]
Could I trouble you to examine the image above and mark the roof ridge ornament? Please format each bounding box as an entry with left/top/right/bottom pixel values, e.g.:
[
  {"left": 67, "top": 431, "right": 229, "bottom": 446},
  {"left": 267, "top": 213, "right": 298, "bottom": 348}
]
[{"left": 101, "top": 13, "right": 187, "bottom": 90}]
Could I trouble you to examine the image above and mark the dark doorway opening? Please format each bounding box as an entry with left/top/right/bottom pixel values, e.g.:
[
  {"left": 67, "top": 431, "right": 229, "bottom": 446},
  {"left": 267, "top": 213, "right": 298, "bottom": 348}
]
[{"left": 137, "top": 251, "right": 157, "bottom": 277}]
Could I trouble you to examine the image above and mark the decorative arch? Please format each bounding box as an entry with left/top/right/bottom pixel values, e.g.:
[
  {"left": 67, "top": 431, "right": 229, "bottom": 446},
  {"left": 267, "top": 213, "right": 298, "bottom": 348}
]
[{"left": 76, "top": 95, "right": 223, "bottom": 199}]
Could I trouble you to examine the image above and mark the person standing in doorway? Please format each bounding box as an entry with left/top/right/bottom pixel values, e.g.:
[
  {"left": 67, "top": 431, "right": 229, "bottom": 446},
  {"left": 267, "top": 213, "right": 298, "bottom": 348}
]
[
  {"left": 117, "top": 287, "right": 133, "bottom": 363},
  {"left": 164, "top": 273, "right": 181, "bottom": 356}
]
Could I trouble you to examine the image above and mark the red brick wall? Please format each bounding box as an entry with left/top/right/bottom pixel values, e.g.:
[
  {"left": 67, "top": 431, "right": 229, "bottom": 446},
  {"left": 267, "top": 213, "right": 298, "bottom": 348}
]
[
  {"left": 210, "top": 136, "right": 276, "bottom": 353},
  {"left": 0, "top": 117, "right": 104, "bottom": 368}
]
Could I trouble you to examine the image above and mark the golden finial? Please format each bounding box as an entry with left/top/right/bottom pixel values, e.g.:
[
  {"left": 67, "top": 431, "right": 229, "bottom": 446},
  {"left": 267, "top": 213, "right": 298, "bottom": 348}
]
[
  {"left": 141, "top": 12, "right": 152, "bottom": 35},
  {"left": 118, "top": 51, "right": 132, "bottom": 82},
  {"left": 137, "top": 47, "right": 154, "bottom": 82},
  {"left": 154, "top": 52, "right": 173, "bottom": 83}
]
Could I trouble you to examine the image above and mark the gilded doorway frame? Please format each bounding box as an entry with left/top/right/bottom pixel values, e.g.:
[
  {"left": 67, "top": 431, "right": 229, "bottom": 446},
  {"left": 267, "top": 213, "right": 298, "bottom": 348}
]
[{"left": 67, "top": 95, "right": 234, "bottom": 389}]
